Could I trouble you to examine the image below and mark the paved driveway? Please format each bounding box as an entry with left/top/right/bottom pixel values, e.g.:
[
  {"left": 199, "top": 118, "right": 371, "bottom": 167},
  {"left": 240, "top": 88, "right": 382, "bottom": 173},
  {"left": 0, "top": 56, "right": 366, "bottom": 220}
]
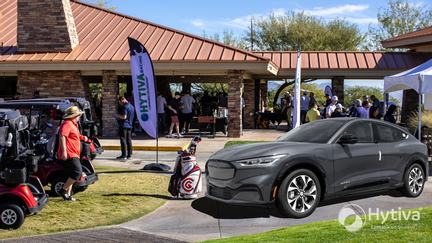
[{"left": 121, "top": 178, "right": 432, "bottom": 242}]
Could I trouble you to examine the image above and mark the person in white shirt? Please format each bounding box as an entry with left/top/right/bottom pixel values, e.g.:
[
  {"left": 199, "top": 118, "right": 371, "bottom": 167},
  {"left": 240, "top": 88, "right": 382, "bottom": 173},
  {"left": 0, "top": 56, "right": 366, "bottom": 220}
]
[
  {"left": 300, "top": 91, "right": 310, "bottom": 124},
  {"left": 180, "top": 91, "right": 196, "bottom": 134},
  {"left": 325, "top": 95, "right": 338, "bottom": 118},
  {"left": 156, "top": 92, "right": 167, "bottom": 134}
]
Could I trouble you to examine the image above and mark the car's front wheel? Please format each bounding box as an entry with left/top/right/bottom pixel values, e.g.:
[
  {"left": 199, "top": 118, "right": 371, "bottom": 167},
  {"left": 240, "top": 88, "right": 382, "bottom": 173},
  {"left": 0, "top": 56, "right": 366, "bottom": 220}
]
[
  {"left": 401, "top": 163, "right": 426, "bottom": 197},
  {"left": 276, "top": 169, "right": 321, "bottom": 218}
]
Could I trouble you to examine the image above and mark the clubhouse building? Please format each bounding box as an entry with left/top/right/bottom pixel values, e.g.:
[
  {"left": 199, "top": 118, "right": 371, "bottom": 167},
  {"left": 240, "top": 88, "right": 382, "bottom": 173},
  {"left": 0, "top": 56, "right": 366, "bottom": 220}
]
[{"left": 1, "top": 0, "right": 431, "bottom": 137}]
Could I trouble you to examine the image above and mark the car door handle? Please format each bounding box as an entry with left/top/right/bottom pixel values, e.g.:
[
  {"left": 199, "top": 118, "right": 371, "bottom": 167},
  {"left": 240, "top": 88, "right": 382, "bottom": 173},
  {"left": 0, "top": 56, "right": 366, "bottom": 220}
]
[{"left": 378, "top": 150, "right": 382, "bottom": 161}]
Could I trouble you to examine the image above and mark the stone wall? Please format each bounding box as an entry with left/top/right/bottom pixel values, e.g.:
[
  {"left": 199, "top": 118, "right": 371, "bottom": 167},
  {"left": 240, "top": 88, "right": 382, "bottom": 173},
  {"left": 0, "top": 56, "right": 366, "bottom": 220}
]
[
  {"left": 243, "top": 79, "right": 255, "bottom": 128},
  {"left": 102, "top": 71, "right": 119, "bottom": 137},
  {"left": 17, "top": 0, "right": 79, "bottom": 52},
  {"left": 17, "top": 71, "right": 83, "bottom": 98}
]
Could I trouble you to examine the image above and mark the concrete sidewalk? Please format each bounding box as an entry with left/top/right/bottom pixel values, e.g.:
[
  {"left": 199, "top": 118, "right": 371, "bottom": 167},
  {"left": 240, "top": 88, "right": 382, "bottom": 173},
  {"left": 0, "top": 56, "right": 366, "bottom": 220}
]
[{"left": 100, "top": 129, "right": 284, "bottom": 152}]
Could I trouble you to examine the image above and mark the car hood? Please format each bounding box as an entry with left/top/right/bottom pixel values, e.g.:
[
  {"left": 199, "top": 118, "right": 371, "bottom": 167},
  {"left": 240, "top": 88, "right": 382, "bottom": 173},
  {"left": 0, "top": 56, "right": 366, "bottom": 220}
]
[{"left": 209, "top": 141, "right": 309, "bottom": 162}]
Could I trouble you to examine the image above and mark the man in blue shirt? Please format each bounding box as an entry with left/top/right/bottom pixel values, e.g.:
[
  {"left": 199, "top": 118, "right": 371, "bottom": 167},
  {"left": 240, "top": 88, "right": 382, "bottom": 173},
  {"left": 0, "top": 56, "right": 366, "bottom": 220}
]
[{"left": 117, "top": 97, "right": 135, "bottom": 160}]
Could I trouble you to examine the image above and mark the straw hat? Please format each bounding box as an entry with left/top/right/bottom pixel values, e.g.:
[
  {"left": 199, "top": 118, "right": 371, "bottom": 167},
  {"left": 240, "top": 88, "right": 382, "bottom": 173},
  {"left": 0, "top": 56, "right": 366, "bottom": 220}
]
[{"left": 63, "top": 106, "right": 84, "bottom": 119}]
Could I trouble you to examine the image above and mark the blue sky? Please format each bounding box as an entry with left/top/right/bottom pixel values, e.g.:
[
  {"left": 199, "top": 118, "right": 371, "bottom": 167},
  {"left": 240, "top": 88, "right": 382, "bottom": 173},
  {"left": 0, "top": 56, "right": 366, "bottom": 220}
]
[
  {"left": 99, "top": 0, "right": 399, "bottom": 36},
  {"left": 87, "top": 0, "right": 429, "bottom": 95}
]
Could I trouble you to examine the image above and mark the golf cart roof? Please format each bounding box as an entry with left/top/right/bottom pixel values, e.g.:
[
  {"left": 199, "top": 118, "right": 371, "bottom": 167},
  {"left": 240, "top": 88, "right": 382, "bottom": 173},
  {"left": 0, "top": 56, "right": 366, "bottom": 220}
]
[
  {"left": 0, "top": 101, "right": 73, "bottom": 112},
  {"left": 5, "top": 97, "right": 90, "bottom": 109}
]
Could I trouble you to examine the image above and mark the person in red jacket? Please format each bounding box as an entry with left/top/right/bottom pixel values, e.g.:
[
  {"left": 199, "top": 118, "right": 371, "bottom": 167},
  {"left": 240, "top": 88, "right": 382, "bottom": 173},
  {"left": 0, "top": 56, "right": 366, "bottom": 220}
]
[{"left": 58, "top": 106, "right": 89, "bottom": 201}]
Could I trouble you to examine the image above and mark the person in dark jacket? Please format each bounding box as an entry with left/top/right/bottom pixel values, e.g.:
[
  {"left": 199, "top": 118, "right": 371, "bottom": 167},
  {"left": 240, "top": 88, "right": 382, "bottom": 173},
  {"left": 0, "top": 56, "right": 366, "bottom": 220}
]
[
  {"left": 117, "top": 97, "right": 135, "bottom": 160},
  {"left": 384, "top": 104, "right": 397, "bottom": 123},
  {"left": 369, "top": 106, "right": 380, "bottom": 119}
]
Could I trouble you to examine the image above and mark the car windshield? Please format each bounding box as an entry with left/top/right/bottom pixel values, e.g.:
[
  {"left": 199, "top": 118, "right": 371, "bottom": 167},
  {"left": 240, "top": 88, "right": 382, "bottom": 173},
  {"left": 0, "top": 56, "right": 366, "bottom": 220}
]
[{"left": 278, "top": 120, "right": 346, "bottom": 143}]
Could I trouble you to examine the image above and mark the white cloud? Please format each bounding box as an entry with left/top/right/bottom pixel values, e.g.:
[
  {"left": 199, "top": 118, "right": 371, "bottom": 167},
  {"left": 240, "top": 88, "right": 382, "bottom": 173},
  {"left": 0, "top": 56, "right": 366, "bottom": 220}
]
[
  {"left": 223, "top": 8, "right": 287, "bottom": 29},
  {"left": 303, "top": 4, "right": 369, "bottom": 17},
  {"left": 190, "top": 19, "right": 206, "bottom": 28},
  {"left": 344, "top": 17, "right": 378, "bottom": 25}
]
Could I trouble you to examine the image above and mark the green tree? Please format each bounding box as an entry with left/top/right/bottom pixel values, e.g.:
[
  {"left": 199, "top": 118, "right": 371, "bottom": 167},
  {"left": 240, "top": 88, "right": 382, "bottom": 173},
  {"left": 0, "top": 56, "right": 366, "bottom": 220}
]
[
  {"left": 344, "top": 86, "right": 399, "bottom": 106},
  {"left": 208, "top": 30, "right": 247, "bottom": 49},
  {"left": 366, "top": 0, "right": 432, "bottom": 50},
  {"left": 84, "top": 0, "right": 117, "bottom": 11},
  {"left": 244, "top": 12, "right": 364, "bottom": 51}
]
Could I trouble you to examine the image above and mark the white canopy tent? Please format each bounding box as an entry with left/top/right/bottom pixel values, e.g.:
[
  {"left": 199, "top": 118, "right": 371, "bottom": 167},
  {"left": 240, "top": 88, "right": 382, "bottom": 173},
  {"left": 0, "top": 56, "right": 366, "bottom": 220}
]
[{"left": 384, "top": 58, "right": 432, "bottom": 139}]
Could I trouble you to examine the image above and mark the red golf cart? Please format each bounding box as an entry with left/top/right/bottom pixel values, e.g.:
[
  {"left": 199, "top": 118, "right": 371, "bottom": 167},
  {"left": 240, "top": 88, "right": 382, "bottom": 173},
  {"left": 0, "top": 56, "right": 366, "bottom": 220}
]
[{"left": 0, "top": 109, "right": 48, "bottom": 229}]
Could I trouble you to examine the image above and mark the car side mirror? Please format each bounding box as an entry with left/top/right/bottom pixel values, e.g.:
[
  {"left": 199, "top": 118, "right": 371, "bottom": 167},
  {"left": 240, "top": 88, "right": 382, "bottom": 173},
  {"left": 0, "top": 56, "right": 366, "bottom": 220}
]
[{"left": 338, "top": 134, "right": 358, "bottom": 145}]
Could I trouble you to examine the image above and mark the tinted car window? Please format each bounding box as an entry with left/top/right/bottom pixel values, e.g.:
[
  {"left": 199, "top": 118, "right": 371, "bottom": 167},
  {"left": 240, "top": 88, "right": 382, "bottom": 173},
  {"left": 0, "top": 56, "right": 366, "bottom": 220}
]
[
  {"left": 278, "top": 120, "right": 346, "bottom": 143},
  {"left": 343, "top": 122, "right": 373, "bottom": 143},
  {"left": 374, "top": 123, "right": 406, "bottom": 143}
]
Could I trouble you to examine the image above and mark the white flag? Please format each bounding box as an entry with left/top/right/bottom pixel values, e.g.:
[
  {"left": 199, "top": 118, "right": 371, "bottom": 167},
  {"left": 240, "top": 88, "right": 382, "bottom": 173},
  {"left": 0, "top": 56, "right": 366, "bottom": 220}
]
[{"left": 292, "top": 50, "right": 301, "bottom": 128}]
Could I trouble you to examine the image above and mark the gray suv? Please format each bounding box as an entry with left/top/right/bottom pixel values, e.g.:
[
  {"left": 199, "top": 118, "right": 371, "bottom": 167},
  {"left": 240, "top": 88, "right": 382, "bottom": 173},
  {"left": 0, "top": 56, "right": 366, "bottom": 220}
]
[{"left": 206, "top": 118, "right": 429, "bottom": 218}]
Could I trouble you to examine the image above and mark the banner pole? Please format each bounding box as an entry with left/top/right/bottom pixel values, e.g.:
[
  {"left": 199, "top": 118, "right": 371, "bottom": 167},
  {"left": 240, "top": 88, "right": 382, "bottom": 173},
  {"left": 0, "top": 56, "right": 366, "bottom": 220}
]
[{"left": 128, "top": 37, "right": 170, "bottom": 172}]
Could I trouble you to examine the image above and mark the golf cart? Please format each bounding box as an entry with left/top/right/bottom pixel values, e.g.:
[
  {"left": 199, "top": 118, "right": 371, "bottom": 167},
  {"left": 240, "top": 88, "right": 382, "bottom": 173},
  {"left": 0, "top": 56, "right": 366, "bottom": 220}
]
[
  {"left": 0, "top": 109, "right": 48, "bottom": 229},
  {"left": 0, "top": 99, "right": 101, "bottom": 196}
]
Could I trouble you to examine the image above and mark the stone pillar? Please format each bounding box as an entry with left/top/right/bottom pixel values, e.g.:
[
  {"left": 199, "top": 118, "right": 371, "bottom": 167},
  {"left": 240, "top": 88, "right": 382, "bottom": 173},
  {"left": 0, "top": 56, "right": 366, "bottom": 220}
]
[
  {"left": 243, "top": 79, "right": 255, "bottom": 129},
  {"left": 17, "top": 71, "right": 83, "bottom": 98},
  {"left": 101, "top": 70, "right": 118, "bottom": 137},
  {"left": 331, "top": 77, "right": 344, "bottom": 105},
  {"left": 260, "top": 80, "right": 268, "bottom": 111},
  {"left": 401, "top": 89, "right": 419, "bottom": 124},
  {"left": 227, "top": 71, "right": 244, "bottom": 138}
]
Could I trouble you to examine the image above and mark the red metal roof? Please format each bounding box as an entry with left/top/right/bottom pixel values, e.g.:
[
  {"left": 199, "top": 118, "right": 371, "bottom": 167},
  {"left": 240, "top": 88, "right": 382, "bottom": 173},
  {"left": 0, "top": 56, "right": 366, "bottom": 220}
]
[
  {"left": 0, "top": 0, "right": 267, "bottom": 63},
  {"left": 382, "top": 26, "right": 432, "bottom": 48},
  {"left": 253, "top": 51, "right": 432, "bottom": 70}
]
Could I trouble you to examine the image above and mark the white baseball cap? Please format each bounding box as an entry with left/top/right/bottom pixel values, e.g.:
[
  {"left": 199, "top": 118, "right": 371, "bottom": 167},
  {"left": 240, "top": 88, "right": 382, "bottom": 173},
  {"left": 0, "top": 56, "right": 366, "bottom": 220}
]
[{"left": 331, "top": 95, "right": 338, "bottom": 101}]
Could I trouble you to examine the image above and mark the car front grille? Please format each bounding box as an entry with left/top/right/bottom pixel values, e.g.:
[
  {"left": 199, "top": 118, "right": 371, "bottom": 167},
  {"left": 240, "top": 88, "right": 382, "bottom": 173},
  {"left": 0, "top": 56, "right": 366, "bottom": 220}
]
[{"left": 207, "top": 160, "right": 235, "bottom": 180}]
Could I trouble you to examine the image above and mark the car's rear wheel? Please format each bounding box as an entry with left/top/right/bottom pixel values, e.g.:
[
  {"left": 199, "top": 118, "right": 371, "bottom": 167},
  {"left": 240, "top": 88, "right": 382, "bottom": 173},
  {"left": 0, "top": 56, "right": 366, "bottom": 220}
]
[
  {"left": 0, "top": 204, "right": 25, "bottom": 229},
  {"left": 401, "top": 163, "right": 425, "bottom": 197},
  {"left": 276, "top": 169, "right": 321, "bottom": 218}
]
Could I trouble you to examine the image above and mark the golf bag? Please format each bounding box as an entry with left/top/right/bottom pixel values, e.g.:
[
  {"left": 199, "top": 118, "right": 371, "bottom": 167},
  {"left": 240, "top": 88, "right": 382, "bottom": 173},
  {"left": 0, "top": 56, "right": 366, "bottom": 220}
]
[{"left": 168, "top": 136, "right": 202, "bottom": 199}]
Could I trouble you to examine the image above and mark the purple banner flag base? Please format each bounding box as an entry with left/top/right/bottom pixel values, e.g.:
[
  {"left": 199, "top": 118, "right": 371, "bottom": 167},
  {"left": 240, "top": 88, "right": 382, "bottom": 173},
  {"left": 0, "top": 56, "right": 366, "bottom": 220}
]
[{"left": 128, "top": 37, "right": 171, "bottom": 172}]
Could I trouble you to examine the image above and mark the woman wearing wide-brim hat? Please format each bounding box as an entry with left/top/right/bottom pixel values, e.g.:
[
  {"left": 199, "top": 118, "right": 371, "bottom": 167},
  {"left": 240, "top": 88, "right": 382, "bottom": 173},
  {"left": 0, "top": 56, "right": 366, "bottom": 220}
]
[{"left": 57, "top": 106, "right": 89, "bottom": 201}]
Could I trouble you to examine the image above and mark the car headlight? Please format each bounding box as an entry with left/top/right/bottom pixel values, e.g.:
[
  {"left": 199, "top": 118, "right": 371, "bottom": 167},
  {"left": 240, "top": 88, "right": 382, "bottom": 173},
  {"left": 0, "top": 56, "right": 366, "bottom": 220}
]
[{"left": 236, "top": 154, "right": 286, "bottom": 167}]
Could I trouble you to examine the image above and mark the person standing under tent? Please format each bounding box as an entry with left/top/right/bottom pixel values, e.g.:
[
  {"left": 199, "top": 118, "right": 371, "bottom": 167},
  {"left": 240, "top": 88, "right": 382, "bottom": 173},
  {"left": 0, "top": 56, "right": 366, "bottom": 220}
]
[
  {"left": 168, "top": 92, "right": 183, "bottom": 138},
  {"left": 58, "top": 106, "right": 90, "bottom": 201},
  {"left": 331, "top": 104, "right": 347, "bottom": 118},
  {"left": 325, "top": 96, "right": 338, "bottom": 118},
  {"left": 284, "top": 91, "right": 293, "bottom": 130},
  {"left": 384, "top": 104, "right": 397, "bottom": 123},
  {"left": 117, "top": 97, "right": 135, "bottom": 160},
  {"left": 180, "top": 91, "right": 196, "bottom": 134},
  {"left": 300, "top": 91, "right": 310, "bottom": 124},
  {"left": 157, "top": 92, "right": 167, "bottom": 134},
  {"left": 309, "top": 92, "right": 317, "bottom": 108},
  {"left": 357, "top": 100, "right": 370, "bottom": 118},
  {"left": 305, "top": 103, "right": 320, "bottom": 123}
]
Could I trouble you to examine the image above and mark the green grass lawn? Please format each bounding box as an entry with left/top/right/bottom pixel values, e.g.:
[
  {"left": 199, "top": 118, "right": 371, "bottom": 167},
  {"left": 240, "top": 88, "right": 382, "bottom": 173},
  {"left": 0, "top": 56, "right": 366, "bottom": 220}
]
[
  {"left": 224, "top": 141, "right": 265, "bottom": 148},
  {"left": 0, "top": 169, "right": 170, "bottom": 240},
  {"left": 203, "top": 207, "right": 432, "bottom": 243}
]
